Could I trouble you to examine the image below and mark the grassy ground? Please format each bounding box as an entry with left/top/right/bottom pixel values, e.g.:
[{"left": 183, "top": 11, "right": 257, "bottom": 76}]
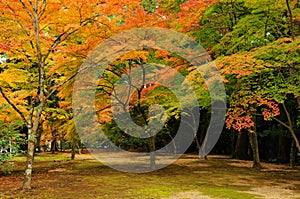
[{"left": 0, "top": 152, "right": 300, "bottom": 199}]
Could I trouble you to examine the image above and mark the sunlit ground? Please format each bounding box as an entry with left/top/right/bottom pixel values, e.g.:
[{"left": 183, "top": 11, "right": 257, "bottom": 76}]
[{"left": 1, "top": 152, "right": 299, "bottom": 198}]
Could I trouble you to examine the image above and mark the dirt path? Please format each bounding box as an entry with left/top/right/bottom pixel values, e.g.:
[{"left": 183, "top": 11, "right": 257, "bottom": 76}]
[
  {"left": 165, "top": 155, "right": 300, "bottom": 199},
  {"left": 165, "top": 185, "right": 300, "bottom": 199},
  {"left": 163, "top": 191, "right": 213, "bottom": 199},
  {"left": 242, "top": 186, "right": 300, "bottom": 199}
]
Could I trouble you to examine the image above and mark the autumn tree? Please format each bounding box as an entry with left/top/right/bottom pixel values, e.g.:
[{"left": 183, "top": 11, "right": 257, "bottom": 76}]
[
  {"left": 0, "top": 0, "right": 121, "bottom": 190},
  {"left": 0, "top": 0, "right": 223, "bottom": 188},
  {"left": 197, "top": 0, "right": 300, "bottom": 168},
  {"left": 218, "top": 35, "right": 300, "bottom": 167}
]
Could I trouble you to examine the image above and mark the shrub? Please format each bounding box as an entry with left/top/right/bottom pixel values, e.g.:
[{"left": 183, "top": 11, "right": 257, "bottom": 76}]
[{"left": 0, "top": 121, "right": 26, "bottom": 175}]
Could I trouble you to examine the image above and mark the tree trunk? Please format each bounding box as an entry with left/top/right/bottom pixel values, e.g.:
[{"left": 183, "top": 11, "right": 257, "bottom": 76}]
[
  {"left": 51, "top": 138, "right": 57, "bottom": 154},
  {"left": 286, "top": 0, "right": 295, "bottom": 40},
  {"left": 249, "top": 132, "right": 262, "bottom": 170},
  {"left": 264, "top": 5, "right": 270, "bottom": 45},
  {"left": 230, "top": 130, "right": 236, "bottom": 158},
  {"left": 167, "top": 133, "right": 177, "bottom": 155},
  {"left": 23, "top": 103, "right": 44, "bottom": 190},
  {"left": 296, "top": 96, "right": 300, "bottom": 109},
  {"left": 235, "top": 131, "right": 249, "bottom": 160},
  {"left": 60, "top": 137, "right": 65, "bottom": 152},
  {"left": 230, "top": 0, "right": 237, "bottom": 29},
  {"left": 23, "top": 3, "right": 46, "bottom": 190},
  {"left": 195, "top": 133, "right": 207, "bottom": 159},
  {"left": 277, "top": 133, "right": 289, "bottom": 163},
  {"left": 35, "top": 132, "right": 42, "bottom": 153},
  {"left": 78, "top": 143, "right": 82, "bottom": 155},
  {"left": 71, "top": 144, "right": 75, "bottom": 160},
  {"left": 148, "top": 136, "right": 156, "bottom": 169},
  {"left": 194, "top": 134, "right": 201, "bottom": 150},
  {"left": 290, "top": 140, "right": 297, "bottom": 167},
  {"left": 35, "top": 122, "right": 43, "bottom": 153},
  {"left": 274, "top": 103, "right": 300, "bottom": 152},
  {"left": 287, "top": 123, "right": 300, "bottom": 152},
  {"left": 23, "top": 124, "right": 36, "bottom": 190}
]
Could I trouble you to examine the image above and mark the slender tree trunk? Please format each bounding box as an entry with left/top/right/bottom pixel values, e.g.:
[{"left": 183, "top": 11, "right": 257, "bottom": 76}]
[
  {"left": 23, "top": 108, "right": 43, "bottom": 190},
  {"left": 290, "top": 140, "right": 297, "bottom": 167},
  {"left": 273, "top": 102, "right": 300, "bottom": 152},
  {"left": 148, "top": 136, "right": 156, "bottom": 169},
  {"left": 71, "top": 144, "right": 76, "bottom": 160},
  {"left": 235, "top": 131, "right": 249, "bottom": 160},
  {"left": 283, "top": 126, "right": 300, "bottom": 152},
  {"left": 195, "top": 132, "right": 208, "bottom": 159},
  {"left": 78, "top": 141, "right": 82, "bottom": 155},
  {"left": 297, "top": 96, "right": 300, "bottom": 109},
  {"left": 167, "top": 133, "right": 177, "bottom": 154},
  {"left": 23, "top": 0, "right": 46, "bottom": 190},
  {"left": 264, "top": 5, "right": 270, "bottom": 45},
  {"left": 135, "top": 66, "right": 158, "bottom": 169},
  {"left": 23, "top": 101, "right": 43, "bottom": 189},
  {"left": 230, "top": 0, "right": 237, "bottom": 28},
  {"left": 51, "top": 139, "right": 57, "bottom": 154},
  {"left": 230, "top": 130, "right": 236, "bottom": 158},
  {"left": 23, "top": 124, "right": 35, "bottom": 191},
  {"left": 286, "top": 0, "right": 295, "bottom": 40},
  {"left": 194, "top": 134, "right": 201, "bottom": 150},
  {"left": 249, "top": 132, "right": 262, "bottom": 170},
  {"left": 277, "top": 133, "right": 288, "bottom": 163},
  {"left": 35, "top": 125, "right": 42, "bottom": 153},
  {"left": 60, "top": 136, "right": 65, "bottom": 152}
]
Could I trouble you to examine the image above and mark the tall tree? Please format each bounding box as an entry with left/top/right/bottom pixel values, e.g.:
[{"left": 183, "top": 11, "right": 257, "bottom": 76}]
[
  {"left": 0, "top": 0, "right": 114, "bottom": 190},
  {"left": 218, "top": 36, "right": 300, "bottom": 167}
]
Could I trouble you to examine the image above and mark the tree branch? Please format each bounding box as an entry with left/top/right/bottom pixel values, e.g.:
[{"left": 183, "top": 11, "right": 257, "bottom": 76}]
[
  {"left": 272, "top": 116, "right": 291, "bottom": 130},
  {"left": 257, "top": 112, "right": 300, "bottom": 152},
  {"left": 46, "top": 68, "right": 82, "bottom": 100},
  {"left": 19, "top": 0, "right": 34, "bottom": 20},
  {"left": 42, "top": 16, "right": 96, "bottom": 64},
  {"left": 282, "top": 102, "right": 293, "bottom": 127},
  {"left": 0, "top": 87, "right": 27, "bottom": 124},
  {"left": 286, "top": 0, "right": 295, "bottom": 40},
  {"left": 38, "top": 0, "right": 47, "bottom": 19}
]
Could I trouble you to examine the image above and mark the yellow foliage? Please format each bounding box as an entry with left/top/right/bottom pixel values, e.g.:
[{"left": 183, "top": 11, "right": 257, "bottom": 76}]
[{"left": 120, "top": 50, "right": 149, "bottom": 63}]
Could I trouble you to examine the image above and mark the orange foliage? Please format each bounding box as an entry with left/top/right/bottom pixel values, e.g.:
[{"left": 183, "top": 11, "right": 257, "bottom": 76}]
[{"left": 226, "top": 93, "right": 280, "bottom": 133}]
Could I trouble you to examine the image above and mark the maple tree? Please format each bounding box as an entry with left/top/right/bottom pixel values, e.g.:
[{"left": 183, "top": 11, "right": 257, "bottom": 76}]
[
  {"left": 94, "top": 51, "right": 171, "bottom": 169},
  {"left": 0, "top": 0, "right": 218, "bottom": 187},
  {"left": 91, "top": 37, "right": 222, "bottom": 168},
  {"left": 192, "top": 0, "right": 299, "bottom": 168},
  {"left": 217, "top": 38, "right": 300, "bottom": 168},
  {"left": 0, "top": 0, "right": 127, "bottom": 190},
  {"left": 66, "top": 0, "right": 219, "bottom": 169}
]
